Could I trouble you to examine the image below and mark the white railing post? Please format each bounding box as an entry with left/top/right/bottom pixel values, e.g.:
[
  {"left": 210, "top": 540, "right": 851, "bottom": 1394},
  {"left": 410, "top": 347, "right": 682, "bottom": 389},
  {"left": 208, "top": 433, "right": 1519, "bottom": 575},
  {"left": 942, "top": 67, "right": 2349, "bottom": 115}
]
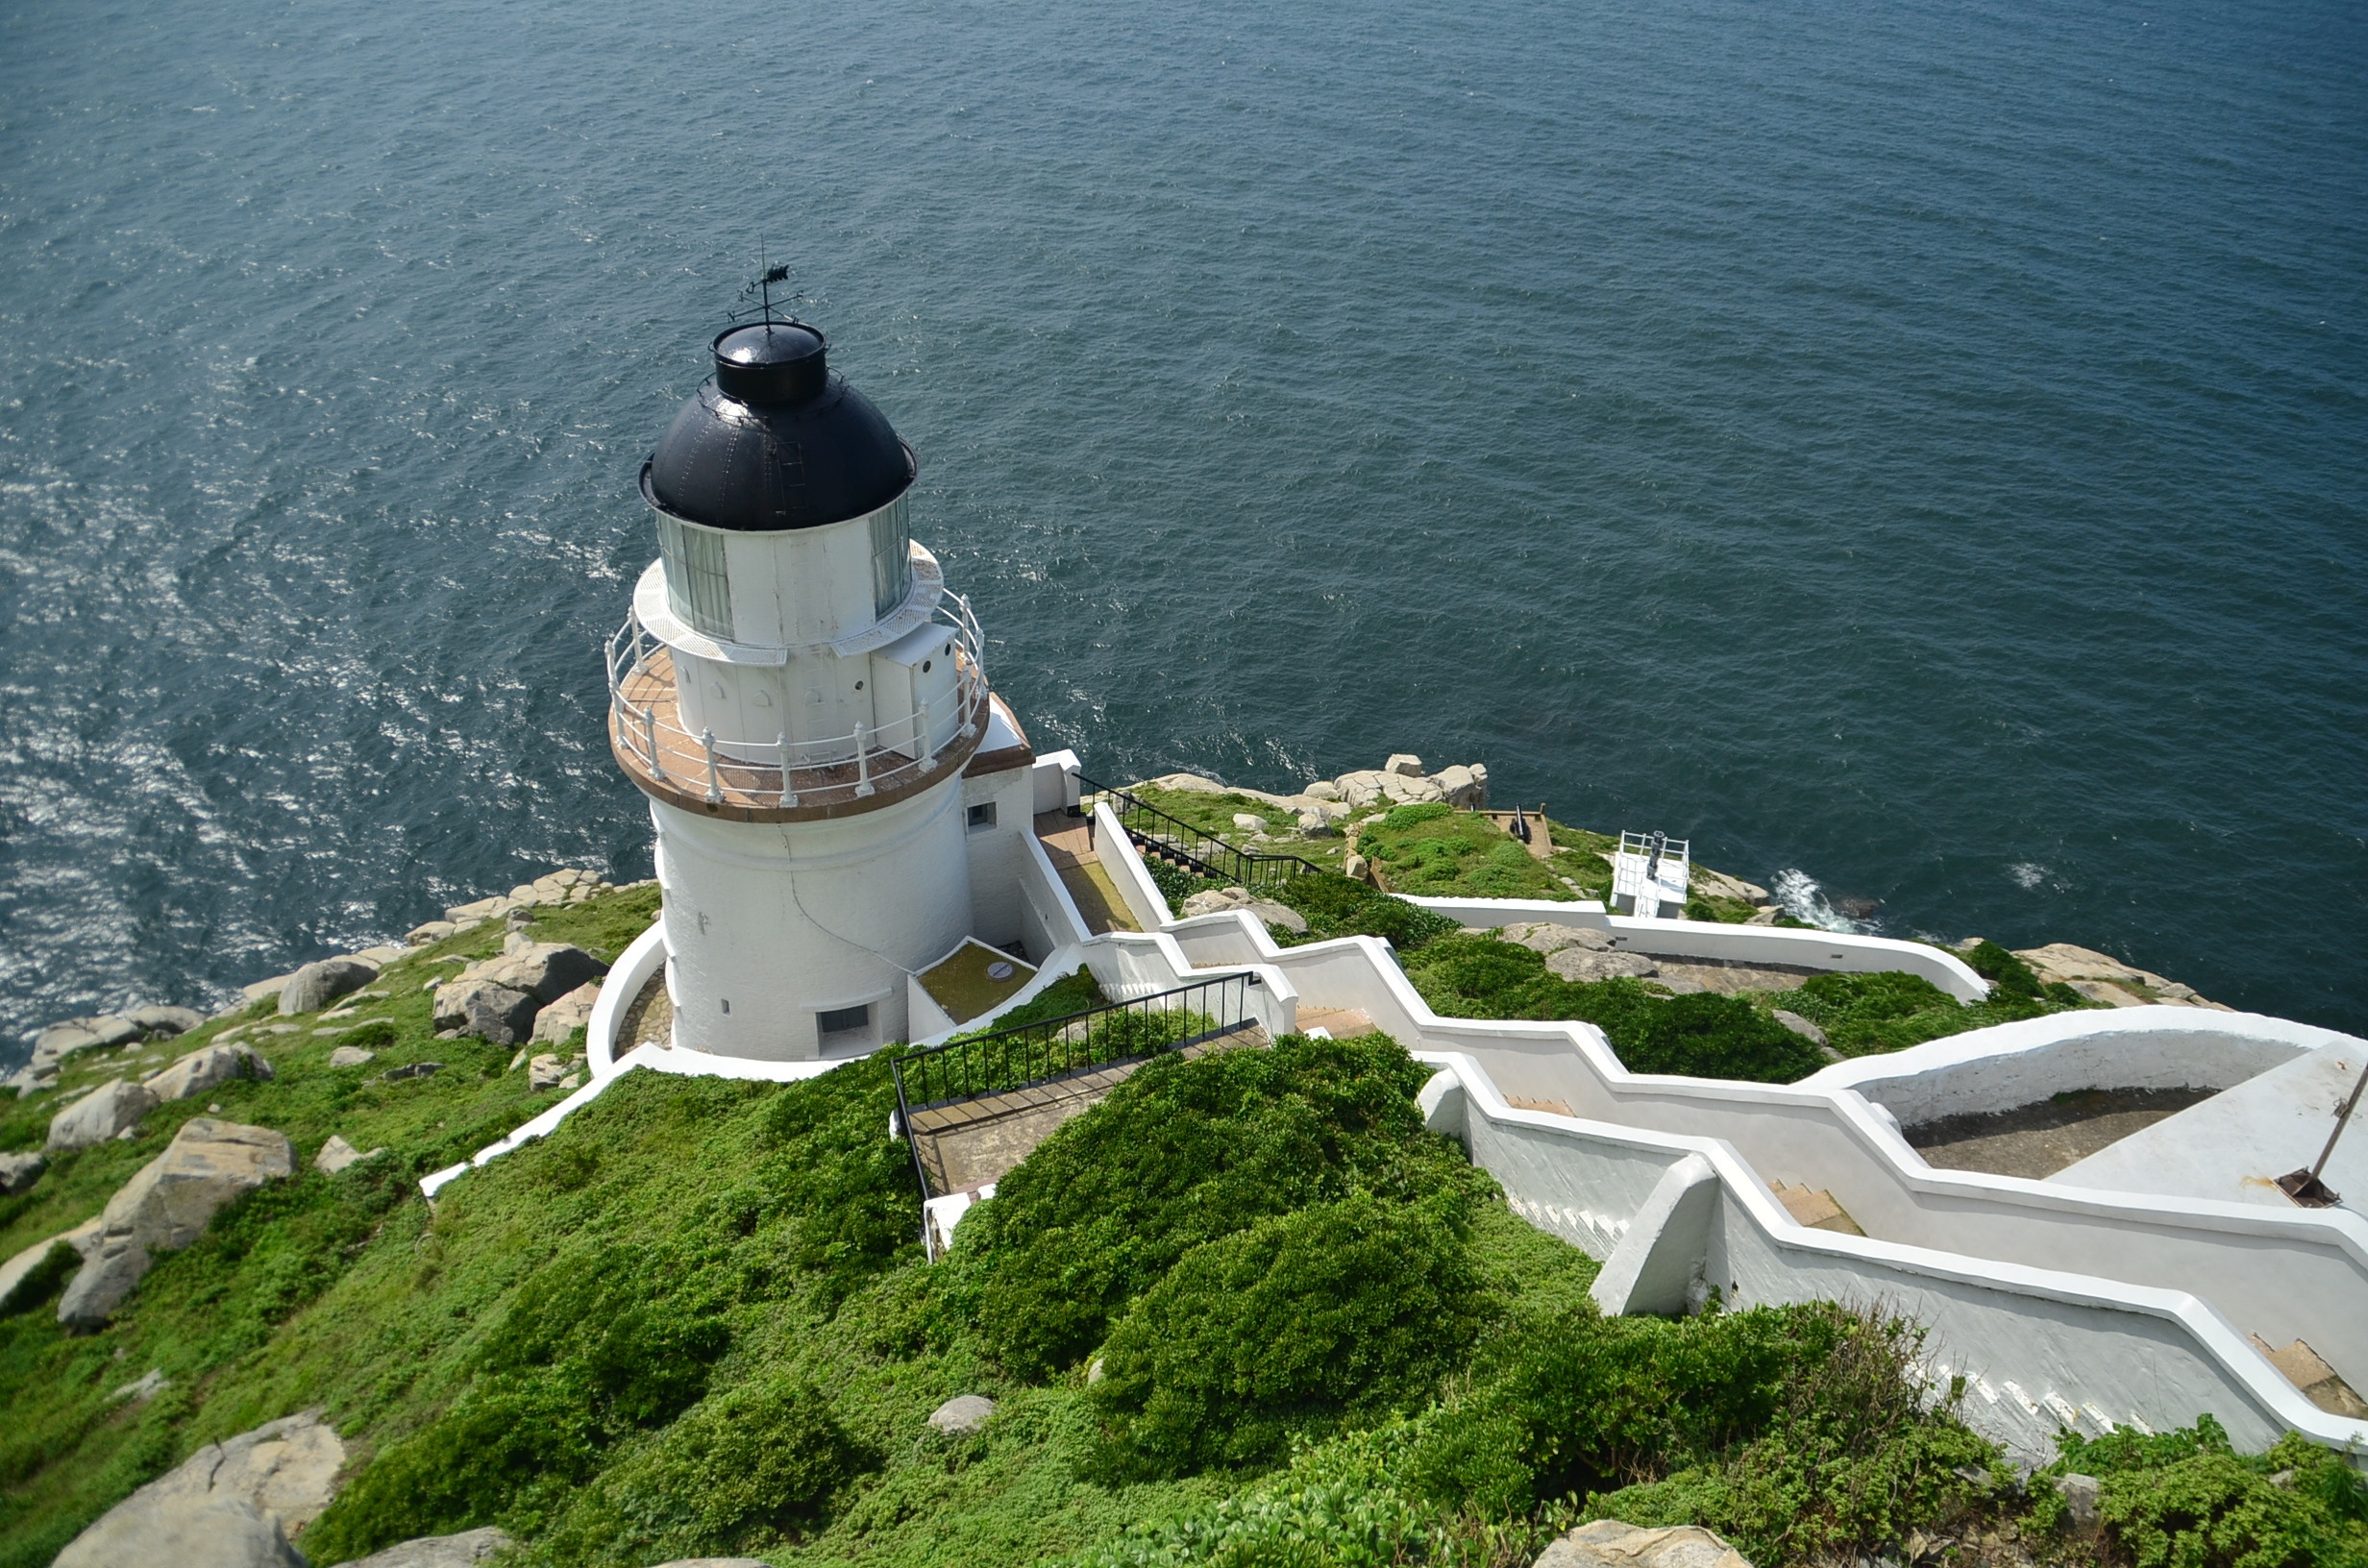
[
  {"left": 917, "top": 696, "right": 935, "bottom": 772},
  {"left": 701, "top": 729, "right": 723, "bottom": 804},
  {"left": 854, "top": 722, "right": 876, "bottom": 797},
  {"left": 777, "top": 732, "right": 796, "bottom": 808},
  {"left": 643, "top": 706, "right": 665, "bottom": 782}
]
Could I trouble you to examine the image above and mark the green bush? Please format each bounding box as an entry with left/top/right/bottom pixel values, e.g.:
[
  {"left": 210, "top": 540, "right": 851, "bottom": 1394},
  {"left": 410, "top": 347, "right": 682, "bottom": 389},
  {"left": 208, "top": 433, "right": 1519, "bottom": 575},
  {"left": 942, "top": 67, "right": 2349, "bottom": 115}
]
[
  {"left": 950, "top": 1032, "right": 1476, "bottom": 1379},
  {"left": 1353, "top": 808, "right": 1577, "bottom": 902},
  {"left": 304, "top": 1377, "right": 605, "bottom": 1556},
  {"left": 536, "top": 1376, "right": 877, "bottom": 1562},
  {"left": 1400, "top": 936, "right": 1825, "bottom": 1083},
  {"left": 2031, "top": 1418, "right": 2368, "bottom": 1568},
  {"left": 1091, "top": 1193, "right": 1485, "bottom": 1478},
  {"left": 1266, "top": 871, "right": 1461, "bottom": 952},
  {"left": 1961, "top": 939, "right": 2042, "bottom": 999},
  {"left": 1780, "top": 967, "right": 2091, "bottom": 1058}
]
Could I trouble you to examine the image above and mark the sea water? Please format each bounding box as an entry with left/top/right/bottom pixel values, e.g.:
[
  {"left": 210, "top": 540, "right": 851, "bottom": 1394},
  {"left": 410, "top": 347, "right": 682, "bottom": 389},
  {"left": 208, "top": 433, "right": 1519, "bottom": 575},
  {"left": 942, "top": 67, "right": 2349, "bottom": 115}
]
[{"left": 0, "top": 0, "right": 2362, "bottom": 1054}]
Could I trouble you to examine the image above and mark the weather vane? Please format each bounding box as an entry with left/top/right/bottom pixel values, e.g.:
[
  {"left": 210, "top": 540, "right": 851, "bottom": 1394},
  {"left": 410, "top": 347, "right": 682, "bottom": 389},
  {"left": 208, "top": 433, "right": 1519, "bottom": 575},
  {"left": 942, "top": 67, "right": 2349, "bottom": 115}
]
[{"left": 731, "top": 249, "right": 814, "bottom": 326}]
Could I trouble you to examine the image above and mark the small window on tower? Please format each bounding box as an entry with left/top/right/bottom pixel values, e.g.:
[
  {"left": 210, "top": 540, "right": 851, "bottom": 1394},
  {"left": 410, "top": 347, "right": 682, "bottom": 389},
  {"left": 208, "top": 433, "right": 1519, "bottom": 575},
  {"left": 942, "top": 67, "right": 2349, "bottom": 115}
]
[
  {"left": 967, "top": 802, "right": 997, "bottom": 832},
  {"left": 817, "top": 1004, "right": 870, "bottom": 1039},
  {"left": 656, "top": 515, "right": 733, "bottom": 639},
  {"left": 869, "top": 497, "right": 910, "bottom": 619}
]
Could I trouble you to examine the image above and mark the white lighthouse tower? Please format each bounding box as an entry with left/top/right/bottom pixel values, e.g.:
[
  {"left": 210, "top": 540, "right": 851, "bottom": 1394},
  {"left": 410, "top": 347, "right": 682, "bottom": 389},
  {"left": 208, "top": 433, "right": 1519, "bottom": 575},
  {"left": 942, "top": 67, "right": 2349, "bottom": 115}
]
[{"left": 605, "top": 318, "right": 1037, "bottom": 1061}]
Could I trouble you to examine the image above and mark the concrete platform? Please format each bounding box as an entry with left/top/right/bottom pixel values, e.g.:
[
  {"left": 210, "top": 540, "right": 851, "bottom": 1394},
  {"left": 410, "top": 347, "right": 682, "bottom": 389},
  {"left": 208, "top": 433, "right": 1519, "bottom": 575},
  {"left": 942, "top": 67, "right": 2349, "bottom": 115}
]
[{"left": 2050, "top": 1040, "right": 2367, "bottom": 1213}]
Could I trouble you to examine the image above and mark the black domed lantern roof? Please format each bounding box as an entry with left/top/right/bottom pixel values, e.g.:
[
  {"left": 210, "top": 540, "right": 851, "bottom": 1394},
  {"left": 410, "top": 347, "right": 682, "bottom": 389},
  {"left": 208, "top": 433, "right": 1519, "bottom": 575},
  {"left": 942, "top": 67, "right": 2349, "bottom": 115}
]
[{"left": 641, "top": 320, "right": 914, "bottom": 533}]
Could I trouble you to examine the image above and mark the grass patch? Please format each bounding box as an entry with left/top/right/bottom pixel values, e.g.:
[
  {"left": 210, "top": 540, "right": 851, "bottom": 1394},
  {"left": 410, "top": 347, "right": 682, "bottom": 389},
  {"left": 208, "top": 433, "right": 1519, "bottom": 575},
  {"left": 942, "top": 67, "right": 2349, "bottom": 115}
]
[
  {"left": 1401, "top": 935, "right": 1827, "bottom": 1083},
  {"left": 1778, "top": 965, "right": 2097, "bottom": 1059},
  {"left": 1355, "top": 804, "right": 1580, "bottom": 902}
]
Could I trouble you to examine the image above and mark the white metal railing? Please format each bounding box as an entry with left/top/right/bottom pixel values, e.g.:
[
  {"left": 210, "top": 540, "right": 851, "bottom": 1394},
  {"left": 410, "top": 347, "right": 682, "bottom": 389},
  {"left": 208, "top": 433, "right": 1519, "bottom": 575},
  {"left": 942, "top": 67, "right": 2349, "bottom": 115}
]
[
  {"left": 605, "top": 594, "right": 988, "bottom": 807},
  {"left": 1612, "top": 829, "right": 1690, "bottom": 918}
]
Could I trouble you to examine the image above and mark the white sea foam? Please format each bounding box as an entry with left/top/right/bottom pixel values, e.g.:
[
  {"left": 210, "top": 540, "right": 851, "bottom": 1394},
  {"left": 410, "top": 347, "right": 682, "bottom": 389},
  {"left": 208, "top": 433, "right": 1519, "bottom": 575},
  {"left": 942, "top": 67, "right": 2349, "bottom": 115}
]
[{"left": 1770, "top": 868, "right": 1876, "bottom": 935}]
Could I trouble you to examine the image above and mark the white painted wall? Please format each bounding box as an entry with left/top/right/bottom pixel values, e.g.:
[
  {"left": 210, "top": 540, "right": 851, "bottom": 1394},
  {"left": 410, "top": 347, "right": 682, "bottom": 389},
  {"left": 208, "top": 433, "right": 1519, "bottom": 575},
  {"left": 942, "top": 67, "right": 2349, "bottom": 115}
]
[
  {"left": 1408, "top": 897, "right": 1989, "bottom": 1001},
  {"left": 1796, "top": 1008, "right": 2328, "bottom": 1123},
  {"left": 654, "top": 777, "right": 972, "bottom": 1060},
  {"left": 1428, "top": 1058, "right": 2368, "bottom": 1467}
]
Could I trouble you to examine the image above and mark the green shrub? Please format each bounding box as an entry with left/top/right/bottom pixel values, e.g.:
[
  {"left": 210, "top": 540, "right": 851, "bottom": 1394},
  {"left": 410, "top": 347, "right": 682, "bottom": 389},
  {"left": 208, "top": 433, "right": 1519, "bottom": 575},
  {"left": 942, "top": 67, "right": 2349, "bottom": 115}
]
[
  {"left": 2031, "top": 1418, "right": 2368, "bottom": 1568},
  {"left": 1353, "top": 809, "right": 1576, "bottom": 902},
  {"left": 303, "top": 1377, "right": 605, "bottom": 1556},
  {"left": 1961, "top": 939, "right": 2042, "bottom": 1000},
  {"left": 1779, "top": 968, "right": 2092, "bottom": 1058},
  {"left": 1091, "top": 1193, "right": 1485, "bottom": 1478},
  {"left": 324, "top": 1018, "right": 400, "bottom": 1050},
  {"left": 950, "top": 1033, "right": 1475, "bottom": 1379},
  {"left": 537, "top": 1376, "right": 876, "bottom": 1562},
  {"left": 1401, "top": 937, "right": 1825, "bottom": 1083},
  {"left": 1266, "top": 871, "right": 1461, "bottom": 952},
  {"left": 475, "top": 1246, "right": 729, "bottom": 1427}
]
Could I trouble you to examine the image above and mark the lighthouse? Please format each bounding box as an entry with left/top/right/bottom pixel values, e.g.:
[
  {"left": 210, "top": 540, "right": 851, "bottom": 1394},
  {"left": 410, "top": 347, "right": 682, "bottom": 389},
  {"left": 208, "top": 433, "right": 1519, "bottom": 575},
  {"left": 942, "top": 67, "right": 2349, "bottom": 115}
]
[{"left": 605, "top": 318, "right": 1038, "bottom": 1061}]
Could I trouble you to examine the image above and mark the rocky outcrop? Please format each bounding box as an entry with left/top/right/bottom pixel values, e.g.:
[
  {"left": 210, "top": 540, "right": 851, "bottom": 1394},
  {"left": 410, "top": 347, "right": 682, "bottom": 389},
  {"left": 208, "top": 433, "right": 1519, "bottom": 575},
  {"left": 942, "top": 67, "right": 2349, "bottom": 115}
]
[
  {"left": 336, "top": 1528, "right": 516, "bottom": 1567},
  {"left": 53, "top": 1410, "right": 344, "bottom": 1568},
  {"left": 0, "top": 1150, "right": 44, "bottom": 1194},
  {"left": 1179, "top": 886, "right": 1309, "bottom": 934},
  {"left": 146, "top": 1042, "right": 275, "bottom": 1103},
  {"left": 2010, "top": 943, "right": 2226, "bottom": 1010},
  {"left": 1546, "top": 947, "right": 1660, "bottom": 982},
  {"left": 59, "top": 1117, "right": 296, "bottom": 1328},
  {"left": 47, "top": 1079, "right": 159, "bottom": 1151},
  {"left": 928, "top": 1394, "right": 996, "bottom": 1435},
  {"left": 440, "top": 866, "right": 613, "bottom": 928},
  {"left": 529, "top": 980, "right": 603, "bottom": 1045},
  {"left": 280, "top": 957, "right": 381, "bottom": 1016},
  {"left": 0, "top": 1215, "right": 101, "bottom": 1312},
  {"left": 1532, "top": 1520, "right": 1752, "bottom": 1568},
  {"left": 128, "top": 1005, "right": 207, "bottom": 1036},
  {"left": 314, "top": 1135, "right": 384, "bottom": 1175},
  {"left": 328, "top": 1045, "right": 378, "bottom": 1067},
  {"left": 460, "top": 938, "right": 605, "bottom": 1006},
  {"left": 432, "top": 979, "right": 538, "bottom": 1045}
]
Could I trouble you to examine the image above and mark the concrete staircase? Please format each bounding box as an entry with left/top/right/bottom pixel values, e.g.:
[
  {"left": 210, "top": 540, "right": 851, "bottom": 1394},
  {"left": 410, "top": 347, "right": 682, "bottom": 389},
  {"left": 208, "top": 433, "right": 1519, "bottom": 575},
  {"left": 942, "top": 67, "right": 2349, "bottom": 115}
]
[{"left": 1769, "top": 1181, "right": 1866, "bottom": 1237}]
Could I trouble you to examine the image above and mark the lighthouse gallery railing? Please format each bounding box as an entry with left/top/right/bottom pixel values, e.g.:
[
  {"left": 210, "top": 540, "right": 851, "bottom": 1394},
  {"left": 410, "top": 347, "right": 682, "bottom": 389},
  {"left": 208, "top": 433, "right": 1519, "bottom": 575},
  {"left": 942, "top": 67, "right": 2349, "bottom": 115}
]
[{"left": 604, "top": 594, "right": 988, "bottom": 808}]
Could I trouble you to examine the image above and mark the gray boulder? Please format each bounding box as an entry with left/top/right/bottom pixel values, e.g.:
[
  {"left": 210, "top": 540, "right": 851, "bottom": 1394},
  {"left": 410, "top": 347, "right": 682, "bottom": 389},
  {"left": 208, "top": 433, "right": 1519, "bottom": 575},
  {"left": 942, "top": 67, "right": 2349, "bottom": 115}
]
[
  {"left": 328, "top": 1045, "right": 378, "bottom": 1068},
  {"left": 405, "top": 919, "right": 459, "bottom": 947},
  {"left": 1532, "top": 1520, "right": 1752, "bottom": 1568},
  {"left": 1503, "top": 922, "right": 1615, "bottom": 956},
  {"left": 147, "top": 1042, "right": 276, "bottom": 1103},
  {"left": 1544, "top": 947, "right": 1660, "bottom": 983},
  {"left": 280, "top": 958, "right": 381, "bottom": 1016},
  {"left": 313, "top": 1135, "right": 384, "bottom": 1175},
  {"left": 1427, "top": 762, "right": 1489, "bottom": 809},
  {"left": 335, "top": 1525, "right": 515, "bottom": 1567},
  {"left": 55, "top": 1496, "right": 304, "bottom": 1568},
  {"left": 53, "top": 1409, "right": 343, "bottom": 1567},
  {"left": 0, "top": 1150, "right": 44, "bottom": 1194},
  {"left": 33, "top": 1020, "right": 107, "bottom": 1060},
  {"left": 432, "top": 979, "right": 537, "bottom": 1044},
  {"left": 243, "top": 971, "right": 302, "bottom": 1007},
  {"left": 1242, "top": 898, "right": 1310, "bottom": 935},
  {"left": 459, "top": 940, "right": 606, "bottom": 1005},
  {"left": 1180, "top": 888, "right": 1251, "bottom": 919},
  {"left": 129, "top": 1005, "right": 208, "bottom": 1037},
  {"left": 530, "top": 980, "right": 602, "bottom": 1045},
  {"left": 2057, "top": 1471, "right": 2102, "bottom": 1529},
  {"left": 1770, "top": 1010, "right": 1828, "bottom": 1047},
  {"left": 528, "top": 1053, "right": 571, "bottom": 1091},
  {"left": 1384, "top": 753, "right": 1425, "bottom": 777},
  {"left": 47, "top": 1079, "right": 159, "bottom": 1152},
  {"left": 59, "top": 1117, "right": 296, "bottom": 1328},
  {"left": 928, "top": 1394, "right": 997, "bottom": 1436},
  {"left": 86, "top": 1015, "right": 147, "bottom": 1048}
]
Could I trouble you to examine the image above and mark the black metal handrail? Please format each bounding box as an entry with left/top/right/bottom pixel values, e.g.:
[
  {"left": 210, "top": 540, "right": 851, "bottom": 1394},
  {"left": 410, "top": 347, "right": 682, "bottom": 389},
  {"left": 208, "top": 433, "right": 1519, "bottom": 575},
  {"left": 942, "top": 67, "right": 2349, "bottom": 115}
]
[
  {"left": 892, "top": 972, "right": 1262, "bottom": 1201},
  {"left": 1077, "top": 773, "right": 1319, "bottom": 891}
]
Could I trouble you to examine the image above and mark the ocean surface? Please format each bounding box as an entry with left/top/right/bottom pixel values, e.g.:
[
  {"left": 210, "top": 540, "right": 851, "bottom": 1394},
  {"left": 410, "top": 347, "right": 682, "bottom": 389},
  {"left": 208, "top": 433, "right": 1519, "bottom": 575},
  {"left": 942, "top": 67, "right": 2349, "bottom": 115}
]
[{"left": 1, "top": 0, "right": 2362, "bottom": 1058}]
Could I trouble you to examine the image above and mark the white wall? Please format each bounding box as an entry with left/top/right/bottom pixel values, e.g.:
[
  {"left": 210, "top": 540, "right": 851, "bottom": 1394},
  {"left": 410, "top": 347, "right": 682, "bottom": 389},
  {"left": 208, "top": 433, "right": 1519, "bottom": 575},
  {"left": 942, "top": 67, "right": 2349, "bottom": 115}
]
[
  {"left": 1408, "top": 897, "right": 1988, "bottom": 1002},
  {"left": 1430, "top": 1058, "right": 2368, "bottom": 1466},
  {"left": 1796, "top": 1008, "right": 2329, "bottom": 1123},
  {"left": 654, "top": 777, "right": 972, "bottom": 1060}
]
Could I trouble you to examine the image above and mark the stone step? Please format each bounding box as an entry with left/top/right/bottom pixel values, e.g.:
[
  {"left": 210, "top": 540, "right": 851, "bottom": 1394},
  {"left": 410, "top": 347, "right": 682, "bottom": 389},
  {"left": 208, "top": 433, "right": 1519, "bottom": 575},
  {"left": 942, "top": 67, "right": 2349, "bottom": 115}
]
[
  {"left": 1769, "top": 1181, "right": 1866, "bottom": 1237},
  {"left": 2251, "top": 1335, "right": 2368, "bottom": 1420}
]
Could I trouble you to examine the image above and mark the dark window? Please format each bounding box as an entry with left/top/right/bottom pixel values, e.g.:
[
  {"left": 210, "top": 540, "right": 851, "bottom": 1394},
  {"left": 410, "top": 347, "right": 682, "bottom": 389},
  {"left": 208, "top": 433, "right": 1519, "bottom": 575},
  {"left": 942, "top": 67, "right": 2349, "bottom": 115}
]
[
  {"left": 967, "top": 802, "right": 997, "bottom": 831},
  {"left": 818, "top": 1004, "right": 870, "bottom": 1037}
]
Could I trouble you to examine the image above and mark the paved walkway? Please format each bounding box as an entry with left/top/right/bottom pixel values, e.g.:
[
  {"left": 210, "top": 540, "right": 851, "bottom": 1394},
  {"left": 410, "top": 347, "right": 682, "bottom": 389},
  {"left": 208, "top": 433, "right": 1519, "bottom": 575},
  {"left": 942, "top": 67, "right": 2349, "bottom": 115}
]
[{"left": 1034, "top": 811, "right": 1141, "bottom": 933}]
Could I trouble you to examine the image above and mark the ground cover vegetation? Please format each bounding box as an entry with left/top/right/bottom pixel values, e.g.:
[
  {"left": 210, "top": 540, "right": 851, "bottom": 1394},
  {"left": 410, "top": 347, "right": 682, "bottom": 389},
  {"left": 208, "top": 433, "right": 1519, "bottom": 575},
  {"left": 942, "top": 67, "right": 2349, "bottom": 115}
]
[{"left": 1, "top": 898, "right": 2353, "bottom": 1567}]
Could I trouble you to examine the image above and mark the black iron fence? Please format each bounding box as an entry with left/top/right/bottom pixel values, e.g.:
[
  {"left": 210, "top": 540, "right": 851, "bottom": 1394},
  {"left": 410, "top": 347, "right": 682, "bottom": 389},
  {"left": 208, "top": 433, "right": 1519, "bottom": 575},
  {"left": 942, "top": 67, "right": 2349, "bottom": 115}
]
[
  {"left": 1077, "top": 773, "right": 1318, "bottom": 891},
  {"left": 892, "top": 972, "right": 1265, "bottom": 1199}
]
